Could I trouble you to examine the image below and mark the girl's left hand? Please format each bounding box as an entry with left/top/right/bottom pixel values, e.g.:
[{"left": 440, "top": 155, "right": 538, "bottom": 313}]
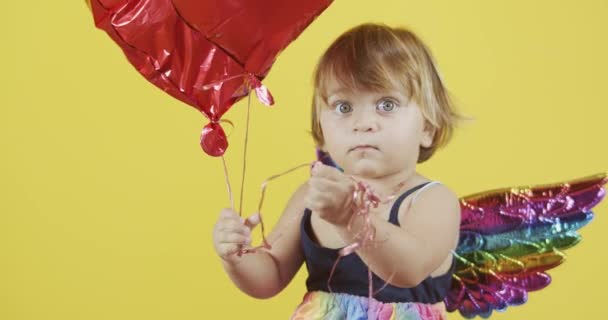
[{"left": 305, "top": 162, "right": 355, "bottom": 227}]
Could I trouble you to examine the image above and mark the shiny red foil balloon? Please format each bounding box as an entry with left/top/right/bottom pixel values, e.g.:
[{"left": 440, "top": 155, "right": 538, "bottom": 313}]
[{"left": 88, "top": 0, "right": 333, "bottom": 156}]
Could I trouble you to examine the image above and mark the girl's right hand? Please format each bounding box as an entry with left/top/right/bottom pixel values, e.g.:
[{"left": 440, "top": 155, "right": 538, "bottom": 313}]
[
  {"left": 306, "top": 162, "right": 355, "bottom": 227},
  {"left": 212, "top": 208, "right": 261, "bottom": 264}
]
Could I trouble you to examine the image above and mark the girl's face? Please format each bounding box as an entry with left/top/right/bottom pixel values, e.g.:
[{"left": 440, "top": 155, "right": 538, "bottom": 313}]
[{"left": 319, "top": 76, "right": 433, "bottom": 179}]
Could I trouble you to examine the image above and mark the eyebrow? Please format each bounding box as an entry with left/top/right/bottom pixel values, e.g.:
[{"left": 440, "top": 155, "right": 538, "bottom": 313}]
[
  {"left": 326, "top": 90, "right": 346, "bottom": 99},
  {"left": 327, "top": 89, "right": 405, "bottom": 100}
]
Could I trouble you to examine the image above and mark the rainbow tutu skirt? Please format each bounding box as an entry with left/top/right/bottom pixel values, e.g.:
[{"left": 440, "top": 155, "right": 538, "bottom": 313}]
[{"left": 290, "top": 291, "right": 448, "bottom": 320}]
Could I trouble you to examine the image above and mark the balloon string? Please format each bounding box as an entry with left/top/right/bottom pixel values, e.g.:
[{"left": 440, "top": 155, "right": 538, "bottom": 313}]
[
  {"left": 235, "top": 83, "right": 281, "bottom": 255},
  {"left": 234, "top": 89, "right": 255, "bottom": 257},
  {"left": 238, "top": 90, "right": 252, "bottom": 217},
  {"left": 221, "top": 155, "right": 234, "bottom": 211}
]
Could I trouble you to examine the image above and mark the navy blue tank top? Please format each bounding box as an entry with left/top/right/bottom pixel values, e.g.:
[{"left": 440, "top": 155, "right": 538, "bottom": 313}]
[{"left": 300, "top": 181, "right": 456, "bottom": 303}]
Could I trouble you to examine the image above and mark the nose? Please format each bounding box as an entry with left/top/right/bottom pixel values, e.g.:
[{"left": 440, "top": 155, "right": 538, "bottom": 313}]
[{"left": 353, "top": 109, "right": 379, "bottom": 133}]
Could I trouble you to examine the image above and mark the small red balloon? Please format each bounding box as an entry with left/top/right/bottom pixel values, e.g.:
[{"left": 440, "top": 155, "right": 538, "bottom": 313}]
[{"left": 200, "top": 122, "right": 228, "bottom": 157}]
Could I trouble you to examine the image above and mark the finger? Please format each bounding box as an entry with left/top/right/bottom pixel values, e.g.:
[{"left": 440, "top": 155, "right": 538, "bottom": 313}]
[
  {"left": 217, "top": 215, "right": 247, "bottom": 228},
  {"left": 218, "top": 218, "right": 244, "bottom": 229},
  {"left": 311, "top": 162, "right": 344, "bottom": 181},
  {"left": 218, "top": 243, "right": 241, "bottom": 257},
  {"left": 338, "top": 179, "right": 356, "bottom": 196},
  {"left": 214, "top": 215, "right": 242, "bottom": 232},
  {"left": 306, "top": 199, "right": 325, "bottom": 212},
  {"left": 218, "top": 224, "right": 251, "bottom": 237},
  {"left": 219, "top": 208, "right": 240, "bottom": 220},
  {"left": 244, "top": 213, "right": 261, "bottom": 229},
  {"left": 307, "top": 188, "right": 332, "bottom": 203},
  {"left": 305, "top": 191, "right": 334, "bottom": 211},
  {"left": 218, "top": 232, "right": 251, "bottom": 245},
  {"left": 308, "top": 176, "right": 339, "bottom": 193}
]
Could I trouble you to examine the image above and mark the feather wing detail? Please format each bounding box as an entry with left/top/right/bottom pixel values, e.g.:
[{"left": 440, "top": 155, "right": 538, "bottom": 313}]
[{"left": 446, "top": 173, "right": 608, "bottom": 318}]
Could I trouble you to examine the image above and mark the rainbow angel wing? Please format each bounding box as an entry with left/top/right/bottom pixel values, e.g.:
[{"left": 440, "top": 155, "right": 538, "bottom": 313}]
[{"left": 446, "top": 173, "right": 608, "bottom": 318}]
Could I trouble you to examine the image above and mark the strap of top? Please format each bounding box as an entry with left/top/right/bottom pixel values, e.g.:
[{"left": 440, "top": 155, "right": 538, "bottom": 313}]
[{"left": 388, "top": 181, "right": 442, "bottom": 226}]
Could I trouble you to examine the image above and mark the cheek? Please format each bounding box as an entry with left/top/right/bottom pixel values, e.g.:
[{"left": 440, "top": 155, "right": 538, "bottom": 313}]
[
  {"left": 385, "top": 124, "right": 421, "bottom": 151},
  {"left": 319, "top": 115, "right": 339, "bottom": 141},
  {"left": 387, "top": 116, "right": 415, "bottom": 135},
  {"left": 395, "top": 112, "right": 425, "bottom": 138}
]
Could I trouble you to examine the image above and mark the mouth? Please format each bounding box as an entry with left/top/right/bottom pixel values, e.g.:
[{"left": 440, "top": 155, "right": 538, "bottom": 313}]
[{"left": 349, "top": 144, "right": 379, "bottom": 152}]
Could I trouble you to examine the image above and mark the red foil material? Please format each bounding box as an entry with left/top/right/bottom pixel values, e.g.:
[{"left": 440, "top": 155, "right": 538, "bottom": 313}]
[{"left": 88, "top": 0, "right": 333, "bottom": 156}]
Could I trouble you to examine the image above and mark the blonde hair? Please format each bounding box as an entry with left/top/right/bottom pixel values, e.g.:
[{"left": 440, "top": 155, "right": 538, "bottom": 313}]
[{"left": 311, "top": 23, "right": 470, "bottom": 163}]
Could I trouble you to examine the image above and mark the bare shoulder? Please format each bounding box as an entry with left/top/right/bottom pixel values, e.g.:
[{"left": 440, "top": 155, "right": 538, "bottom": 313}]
[
  {"left": 399, "top": 182, "right": 461, "bottom": 230},
  {"left": 398, "top": 182, "right": 461, "bottom": 277},
  {"left": 418, "top": 182, "right": 459, "bottom": 207}
]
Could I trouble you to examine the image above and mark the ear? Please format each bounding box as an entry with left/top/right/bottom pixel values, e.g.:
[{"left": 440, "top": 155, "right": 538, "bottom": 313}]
[{"left": 420, "top": 122, "right": 435, "bottom": 148}]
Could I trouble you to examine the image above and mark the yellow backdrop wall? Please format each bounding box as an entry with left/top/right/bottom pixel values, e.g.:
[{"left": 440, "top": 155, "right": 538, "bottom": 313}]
[{"left": 1, "top": 1, "right": 607, "bottom": 319}]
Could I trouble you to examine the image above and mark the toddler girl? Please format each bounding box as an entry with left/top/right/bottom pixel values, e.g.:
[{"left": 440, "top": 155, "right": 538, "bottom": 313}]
[{"left": 213, "top": 23, "right": 465, "bottom": 319}]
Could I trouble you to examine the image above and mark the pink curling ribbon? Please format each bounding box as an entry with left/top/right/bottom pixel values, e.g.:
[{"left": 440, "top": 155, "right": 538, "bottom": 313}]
[
  {"left": 324, "top": 174, "right": 407, "bottom": 316},
  {"left": 237, "top": 162, "right": 312, "bottom": 255},
  {"left": 228, "top": 154, "right": 408, "bottom": 317}
]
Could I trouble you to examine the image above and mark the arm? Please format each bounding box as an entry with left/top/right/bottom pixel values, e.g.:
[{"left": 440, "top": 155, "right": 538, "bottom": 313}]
[
  {"left": 219, "top": 183, "right": 307, "bottom": 299},
  {"left": 336, "top": 183, "right": 461, "bottom": 288}
]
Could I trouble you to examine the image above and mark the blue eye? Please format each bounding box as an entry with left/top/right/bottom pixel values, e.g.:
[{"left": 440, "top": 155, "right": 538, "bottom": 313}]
[
  {"left": 334, "top": 102, "right": 352, "bottom": 114},
  {"left": 377, "top": 99, "right": 398, "bottom": 112}
]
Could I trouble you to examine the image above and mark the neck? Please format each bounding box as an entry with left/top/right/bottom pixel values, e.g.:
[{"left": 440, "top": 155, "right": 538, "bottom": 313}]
[{"left": 349, "top": 168, "right": 427, "bottom": 200}]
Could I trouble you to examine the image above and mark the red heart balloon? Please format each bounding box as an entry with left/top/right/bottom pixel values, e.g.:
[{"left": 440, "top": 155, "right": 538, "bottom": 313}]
[{"left": 88, "top": 0, "right": 332, "bottom": 156}]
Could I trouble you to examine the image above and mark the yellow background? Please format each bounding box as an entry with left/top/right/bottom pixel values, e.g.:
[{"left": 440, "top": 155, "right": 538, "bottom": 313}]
[{"left": 1, "top": 0, "right": 607, "bottom": 319}]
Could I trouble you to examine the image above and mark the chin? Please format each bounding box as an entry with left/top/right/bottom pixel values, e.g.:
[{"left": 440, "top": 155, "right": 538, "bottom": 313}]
[{"left": 349, "top": 162, "right": 383, "bottom": 178}]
